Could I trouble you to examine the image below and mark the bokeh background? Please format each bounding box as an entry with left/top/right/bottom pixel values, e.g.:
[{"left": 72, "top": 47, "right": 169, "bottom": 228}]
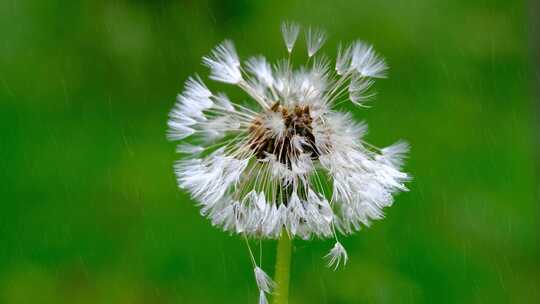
[{"left": 1, "top": 0, "right": 539, "bottom": 303}]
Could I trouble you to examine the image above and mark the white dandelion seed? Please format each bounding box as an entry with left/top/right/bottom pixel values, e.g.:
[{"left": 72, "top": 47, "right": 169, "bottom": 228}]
[
  {"left": 349, "top": 74, "right": 375, "bottom": 105},
  {"left": 254, "top": 266, "right": 275, "bottom": 293},
  {"left": 203, "top": 40, "right": 243, "bottom": 84},
  {"left": 350, "top": 41, "right": 388, "bottom": 78},
  {"left": 325, "top": 241, "right": 348, "bottom": 270},
  {"left": 176, "top": 143, "right": 204, "bottom": 154},
  {"left": 168, "top": 22, "right": 410, "bottom": 300},
  {"left": 246, "top": 56, "right": 274, "bottom": 88},
  {"left": 306, "top": 27, "right": 327, "bottom": 57},
  {"left": 281, "top": 22, "right": 300, "bottom": 53},
  {"left": 336, "top": 43, "right": 353, "bottom": 75}
]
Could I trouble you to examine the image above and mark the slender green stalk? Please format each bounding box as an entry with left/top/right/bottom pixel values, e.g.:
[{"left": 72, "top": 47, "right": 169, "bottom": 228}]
[{"left": 273, "top": 233, "right": 292, "bottom": 304}]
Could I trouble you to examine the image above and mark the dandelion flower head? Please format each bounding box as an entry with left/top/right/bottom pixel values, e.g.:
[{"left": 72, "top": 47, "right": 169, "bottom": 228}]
[{"left": 168, "top": 23, "right": 410, "bottom": 282}]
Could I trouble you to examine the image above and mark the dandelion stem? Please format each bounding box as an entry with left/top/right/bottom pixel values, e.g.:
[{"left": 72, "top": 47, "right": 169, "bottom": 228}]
[{"left": 273, "top": 232, "right": 292, "bottom": 304}]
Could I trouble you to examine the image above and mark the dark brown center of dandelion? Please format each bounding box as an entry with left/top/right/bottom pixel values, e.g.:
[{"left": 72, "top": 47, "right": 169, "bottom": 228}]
[{"left": 249, "top": 103, "right": 319, "bottom": 167}]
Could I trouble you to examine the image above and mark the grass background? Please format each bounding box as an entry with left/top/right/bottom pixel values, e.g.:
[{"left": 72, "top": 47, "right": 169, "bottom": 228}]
[{"left": 1, "top": 0, "right": 538, "bottom": 303}]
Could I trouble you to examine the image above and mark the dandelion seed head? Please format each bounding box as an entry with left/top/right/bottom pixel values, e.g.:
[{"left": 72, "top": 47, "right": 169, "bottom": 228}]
[{"left": 168, "top": 24, "right": 409, "bottom": 242}]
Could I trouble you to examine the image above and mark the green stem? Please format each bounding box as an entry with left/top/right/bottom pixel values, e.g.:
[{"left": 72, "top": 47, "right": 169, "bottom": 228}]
[{"left": 273, "top": 233, "right": 292, "bottom": 304}]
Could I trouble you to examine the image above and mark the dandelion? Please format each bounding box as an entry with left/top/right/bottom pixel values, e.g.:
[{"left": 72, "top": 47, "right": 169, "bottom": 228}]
[{"left": 168, "top": 22, "right": 409, "bottom": 303}]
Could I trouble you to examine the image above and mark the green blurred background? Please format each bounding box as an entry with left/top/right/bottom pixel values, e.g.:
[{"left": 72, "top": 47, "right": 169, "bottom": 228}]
[{"left": 1, "top": 0, "right": 538, "bottom": 303}]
